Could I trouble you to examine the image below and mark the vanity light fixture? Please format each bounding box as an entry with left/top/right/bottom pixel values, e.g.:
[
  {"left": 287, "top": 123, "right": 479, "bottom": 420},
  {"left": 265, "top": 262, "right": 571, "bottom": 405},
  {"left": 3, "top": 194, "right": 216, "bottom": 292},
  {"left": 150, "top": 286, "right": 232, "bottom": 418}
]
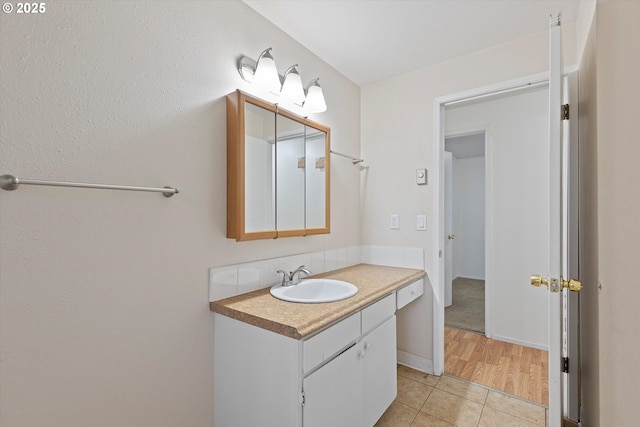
[
  {"left": 237, "top": 48, "right": 327, "bottom": 112},
  {"left": 280, "top": 65, "right": 306, "bottom": 105},
  {"left": 303, "top": 78, "right": 327, "bottom": 113},
  {"left": 252, "top": 48, "right": 281, "bottom": 93}
]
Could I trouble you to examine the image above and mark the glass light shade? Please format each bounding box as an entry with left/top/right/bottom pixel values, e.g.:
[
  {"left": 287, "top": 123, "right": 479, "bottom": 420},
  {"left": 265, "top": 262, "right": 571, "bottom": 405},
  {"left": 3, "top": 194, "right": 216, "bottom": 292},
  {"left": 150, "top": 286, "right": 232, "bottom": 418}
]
[
  {"left": 254, "top": 48, "right": 281, "bottom": 94},
  {"left": 304, "top": 80, "right": 327, "bottom": 113},
  {"left": 280, "top": 65, "right": 306, "bottom": 105}
]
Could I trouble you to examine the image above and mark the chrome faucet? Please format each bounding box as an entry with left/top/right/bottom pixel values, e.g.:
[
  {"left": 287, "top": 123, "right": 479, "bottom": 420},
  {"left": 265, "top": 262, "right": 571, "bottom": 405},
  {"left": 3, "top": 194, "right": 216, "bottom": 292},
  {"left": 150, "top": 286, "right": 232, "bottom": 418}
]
[{"left": 277, "top": 265, "right": 311, "bottom": 287}]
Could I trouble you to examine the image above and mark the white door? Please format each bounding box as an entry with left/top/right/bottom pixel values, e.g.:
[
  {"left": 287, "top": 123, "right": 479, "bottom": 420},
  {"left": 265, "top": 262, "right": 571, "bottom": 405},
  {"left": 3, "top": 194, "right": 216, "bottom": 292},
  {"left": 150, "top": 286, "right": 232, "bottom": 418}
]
[
  {"left": 530, "top": 13, "right": 580, "bottom": 427},
  {"left": 444, "top": 151, "right": 453, "bottom": 307},
  {"left": 547, "top": 14, "right": 564, "bottom": 426}
]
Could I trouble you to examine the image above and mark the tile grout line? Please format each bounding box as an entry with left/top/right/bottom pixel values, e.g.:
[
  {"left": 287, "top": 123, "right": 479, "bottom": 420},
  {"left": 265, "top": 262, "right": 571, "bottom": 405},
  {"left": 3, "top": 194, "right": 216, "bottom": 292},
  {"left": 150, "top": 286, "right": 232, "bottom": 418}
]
[
  {"left": 441, "top": 373, "right": 548, "bottom": 409},
  {"left": 437, "top": 376, "right": 546, "bottom": 426},
  {"left": 417, "top": 392, "right": 460, "bottom": 427},
  {"left": 485, "top": 405, "right": 547, "bottom": 427},
  {"left": 398, "top": 370, "right": 546, "bottom": 427},
  {"left": 477, "top": 405, "right": 487, "bottom": 427},
  {"left": 396, "top": 366, "right": 546, "bottom": 427}
]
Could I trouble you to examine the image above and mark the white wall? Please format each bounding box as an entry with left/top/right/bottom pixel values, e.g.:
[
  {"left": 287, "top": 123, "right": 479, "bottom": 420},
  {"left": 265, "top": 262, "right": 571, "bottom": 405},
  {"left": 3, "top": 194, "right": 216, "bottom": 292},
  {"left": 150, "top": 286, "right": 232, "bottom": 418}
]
[
  {"left": 577, "top": 9, "right": 600, "bottom": 424},
  {"left": 577, "top": 3, "right": 640, "bottom": 425},
  {"left": 592, "top": 2, "right": 640, "bottom": 425},
  {"left": 576, "top": 0, "right": 597, "bottom": 65},
  {"left": 0, "top": 2, "right": 361, "bottom": 426},
  {"left": 451, "top": 155, "right": 485, "bottom": 280},
  {"left": 445, "top": 87, "right": 550, "bottom": 349},
  {"left": 361, "top": 24, "right": 576, "bottom": 361}
]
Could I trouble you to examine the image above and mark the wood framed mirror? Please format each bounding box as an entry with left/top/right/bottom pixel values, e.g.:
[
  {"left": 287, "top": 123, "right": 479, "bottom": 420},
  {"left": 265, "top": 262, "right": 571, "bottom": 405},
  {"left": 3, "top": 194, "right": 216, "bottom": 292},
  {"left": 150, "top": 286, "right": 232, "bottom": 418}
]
[{"left": 226, "top": 90, "right": 330, "bottom": 241}]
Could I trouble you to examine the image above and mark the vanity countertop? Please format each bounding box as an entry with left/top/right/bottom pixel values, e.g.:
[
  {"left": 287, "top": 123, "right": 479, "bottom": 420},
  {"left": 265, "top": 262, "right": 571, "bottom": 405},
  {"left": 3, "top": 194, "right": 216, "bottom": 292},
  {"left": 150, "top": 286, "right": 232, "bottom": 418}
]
[{"left": 209, "top": 263, "right": 426, "bottom": 340}]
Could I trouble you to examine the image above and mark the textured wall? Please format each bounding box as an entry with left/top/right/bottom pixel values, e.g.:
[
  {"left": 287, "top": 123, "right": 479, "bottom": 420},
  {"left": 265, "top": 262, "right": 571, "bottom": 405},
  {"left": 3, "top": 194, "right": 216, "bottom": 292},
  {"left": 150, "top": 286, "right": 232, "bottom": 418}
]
[
  {"left": 0, "top": 2, "right": 360, "bottom": 426},
  {"left": 578, "top": 6, "right": 600, "bottom": 425},
  {"left": 595, "top": 1, "right": 640, "bottom": 425}
]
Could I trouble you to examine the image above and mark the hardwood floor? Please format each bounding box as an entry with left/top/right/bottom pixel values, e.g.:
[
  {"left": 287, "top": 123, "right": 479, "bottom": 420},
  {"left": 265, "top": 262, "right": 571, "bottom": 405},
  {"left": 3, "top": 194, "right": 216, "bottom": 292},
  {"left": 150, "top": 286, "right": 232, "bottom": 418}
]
[{"left": 445, "top": 326, "right": 549, "bottom": 406}]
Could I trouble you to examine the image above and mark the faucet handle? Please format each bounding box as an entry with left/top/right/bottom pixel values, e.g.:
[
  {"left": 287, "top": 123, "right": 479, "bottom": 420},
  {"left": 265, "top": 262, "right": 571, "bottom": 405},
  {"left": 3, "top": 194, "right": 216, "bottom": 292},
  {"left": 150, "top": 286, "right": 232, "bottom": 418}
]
[{"left": 276, "top": 270, "right": 290, "bottom": 286}]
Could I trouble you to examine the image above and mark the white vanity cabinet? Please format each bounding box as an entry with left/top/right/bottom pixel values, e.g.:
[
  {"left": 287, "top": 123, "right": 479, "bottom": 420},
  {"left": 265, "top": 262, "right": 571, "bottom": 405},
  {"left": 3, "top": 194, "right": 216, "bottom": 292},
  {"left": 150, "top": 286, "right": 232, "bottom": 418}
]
[
  {"left": 303, "top": 295, "right": 396, "bottom": 427},
  {"left": 214, "top": 294, "right": 398, "bottom": 427},
  {"left": 212, "top": 274, "right": 425, "bottom": 427}
]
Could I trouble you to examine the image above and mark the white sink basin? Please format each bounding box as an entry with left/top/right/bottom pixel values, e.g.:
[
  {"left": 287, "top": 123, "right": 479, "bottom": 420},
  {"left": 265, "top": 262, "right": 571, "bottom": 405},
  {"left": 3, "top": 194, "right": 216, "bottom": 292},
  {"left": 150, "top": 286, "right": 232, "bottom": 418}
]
[{"left": 270, "top": 279, "right": 358, "bottom": 303}]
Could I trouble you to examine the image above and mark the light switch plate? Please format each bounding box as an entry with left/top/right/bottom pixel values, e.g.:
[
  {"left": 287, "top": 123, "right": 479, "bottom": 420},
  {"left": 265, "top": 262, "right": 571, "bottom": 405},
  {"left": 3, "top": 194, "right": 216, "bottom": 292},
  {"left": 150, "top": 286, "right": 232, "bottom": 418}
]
[
  {"left": 416, "top": 168, "right": 427, "bottom": 185},
  {"left": 390, "top": 214, "right": 399, "bottom": 230},
  {"left": 416, "top": 215, "right": 427, "bottom": 231}
]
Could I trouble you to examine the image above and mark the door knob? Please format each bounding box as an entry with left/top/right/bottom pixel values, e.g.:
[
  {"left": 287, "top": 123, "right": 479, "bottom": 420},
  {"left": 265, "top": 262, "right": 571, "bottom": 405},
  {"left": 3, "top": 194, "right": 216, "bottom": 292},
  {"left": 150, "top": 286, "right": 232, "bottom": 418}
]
[
  {"left": 532, "top": 274, "right": 581, "bottom": 292},
  {"left": 530, "top": 274, "right": 549, "bottom": 289},
  {"left": 448, "top": 234, "right": 456, "bottom": 240},
  {"left": 562, "top": 277, "right": 582, "bottom": 292}
]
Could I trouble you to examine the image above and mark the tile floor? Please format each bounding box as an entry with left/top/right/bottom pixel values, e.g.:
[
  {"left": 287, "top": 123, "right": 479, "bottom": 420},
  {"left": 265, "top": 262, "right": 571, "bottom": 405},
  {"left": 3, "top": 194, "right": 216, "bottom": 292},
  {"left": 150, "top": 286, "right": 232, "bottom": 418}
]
[{"left": 375, "top": 365, "right": 548, "bottom": 427}]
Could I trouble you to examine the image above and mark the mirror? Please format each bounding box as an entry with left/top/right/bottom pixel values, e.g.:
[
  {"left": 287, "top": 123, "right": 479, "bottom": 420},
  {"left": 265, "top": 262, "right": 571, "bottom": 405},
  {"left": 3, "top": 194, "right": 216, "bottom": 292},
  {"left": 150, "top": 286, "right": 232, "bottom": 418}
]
[
  {"left": 276, "top": 112, "right": 306, "bottom": 231},
  {"left": 244, "top": 101, "right": 276, "bottom": 233},
  {"left": 227, "top": 90, "right": 330, "bottom": 241}
]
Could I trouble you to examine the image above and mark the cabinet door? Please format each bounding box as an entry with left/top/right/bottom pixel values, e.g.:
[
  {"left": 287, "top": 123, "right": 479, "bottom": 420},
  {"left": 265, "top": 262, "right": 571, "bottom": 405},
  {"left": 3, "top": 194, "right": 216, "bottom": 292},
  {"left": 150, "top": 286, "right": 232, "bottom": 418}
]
[
  {"left": 363, "top": 316, "right": 397, "bottom": 426},
  {"left": 275, "top": 113, "right": 306, "bottom": 231},
  {"left": 303, "top": 343, "right": 364, "bottom": 427}
]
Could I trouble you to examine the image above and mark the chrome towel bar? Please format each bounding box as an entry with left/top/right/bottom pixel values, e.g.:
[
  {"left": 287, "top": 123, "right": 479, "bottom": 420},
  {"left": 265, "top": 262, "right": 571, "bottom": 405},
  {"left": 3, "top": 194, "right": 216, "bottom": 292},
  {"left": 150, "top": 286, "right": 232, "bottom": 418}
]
[
  {"left": 329, "top": 150, "right": 363, "bottom": 165},
  {"left": 0, "top": 174, "right": 179, "bottom": 197}
]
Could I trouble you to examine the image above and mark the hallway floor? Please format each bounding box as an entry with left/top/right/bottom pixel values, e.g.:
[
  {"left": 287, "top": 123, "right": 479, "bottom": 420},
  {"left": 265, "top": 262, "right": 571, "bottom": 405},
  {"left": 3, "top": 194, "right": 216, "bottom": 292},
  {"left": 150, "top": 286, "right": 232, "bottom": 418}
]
[
  {"left": 375, "top": 365, "right": 547, "bottom": 427},
  {"left": 445, "top": 327, "right": 549, "bottom": 406},
  {"left": 445, "top": 278, "right": 485, "bottom": 333}
]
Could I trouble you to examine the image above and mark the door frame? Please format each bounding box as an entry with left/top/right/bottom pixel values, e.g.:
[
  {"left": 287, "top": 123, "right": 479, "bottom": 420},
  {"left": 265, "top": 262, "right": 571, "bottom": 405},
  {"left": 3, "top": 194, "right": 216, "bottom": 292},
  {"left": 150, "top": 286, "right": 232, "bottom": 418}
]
[
  {"left": 432, "top": 70, "right": 550, "bottom": 377},
  {"left": 431, "top": 65, "right": 579, "bottom": 411},
  {"left": 443, "top": 126, "right": 492, "bottom": 338}
]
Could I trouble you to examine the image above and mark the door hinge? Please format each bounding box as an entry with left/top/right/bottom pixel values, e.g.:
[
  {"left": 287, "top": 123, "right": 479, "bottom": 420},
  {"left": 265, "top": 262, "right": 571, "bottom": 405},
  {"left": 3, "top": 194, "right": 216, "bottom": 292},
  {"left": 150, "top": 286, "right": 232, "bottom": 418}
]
[
  {"left": 563, "top": 357, "right": 569, "bottom": 373},
  {"left": 562, "top": 104, "right": 570, "bottom": 120},
  {"left": 300, "top": 390, "right": 305, "bottom": 407}
]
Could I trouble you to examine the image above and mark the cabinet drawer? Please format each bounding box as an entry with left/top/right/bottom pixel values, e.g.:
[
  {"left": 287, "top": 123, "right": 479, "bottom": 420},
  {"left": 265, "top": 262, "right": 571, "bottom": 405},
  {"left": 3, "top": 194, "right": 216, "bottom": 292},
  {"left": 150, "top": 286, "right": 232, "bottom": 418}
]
[
  {"left": 303, "top": 313, "right": 360, "bottom": 373},
  {"left": 397, "top": 279, "right": 424, "bottom": 309},
  {"left": 361, "top": 294, "right": 396, "bottom": 335}
]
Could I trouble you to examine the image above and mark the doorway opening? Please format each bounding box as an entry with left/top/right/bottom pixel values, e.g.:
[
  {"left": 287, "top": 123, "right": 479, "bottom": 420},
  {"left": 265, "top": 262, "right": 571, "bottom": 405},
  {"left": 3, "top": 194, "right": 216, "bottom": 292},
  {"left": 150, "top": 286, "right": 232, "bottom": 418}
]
[
  {"left": 439, "top": 82, "right": 551, "bottom": 408},
  {"left": 444, "top": 132, "right": 486, "bottom": 335}
]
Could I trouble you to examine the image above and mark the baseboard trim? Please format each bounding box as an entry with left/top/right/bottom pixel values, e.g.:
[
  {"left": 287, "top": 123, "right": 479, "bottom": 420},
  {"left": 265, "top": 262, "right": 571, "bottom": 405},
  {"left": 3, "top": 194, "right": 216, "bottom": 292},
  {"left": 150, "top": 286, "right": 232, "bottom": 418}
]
[
  {"left": 397, "top": 350, "right": 434, "bottom": 374},
  {"left": 563, "top": 417, "right": 579, "bottom": 427},
  {"left": 491, "top": 334, "right": 549, "bottom": 351},
  {"left": 453, "top": 275, "right": 486, "bottom": 281}
]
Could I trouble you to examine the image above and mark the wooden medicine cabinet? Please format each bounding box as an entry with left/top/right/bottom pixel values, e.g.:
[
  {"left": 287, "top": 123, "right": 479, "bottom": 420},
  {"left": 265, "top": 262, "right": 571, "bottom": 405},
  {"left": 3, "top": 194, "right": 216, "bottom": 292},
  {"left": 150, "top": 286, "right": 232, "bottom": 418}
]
[{"left": 227, "top": 90, "right": 330, "bottom": 241}]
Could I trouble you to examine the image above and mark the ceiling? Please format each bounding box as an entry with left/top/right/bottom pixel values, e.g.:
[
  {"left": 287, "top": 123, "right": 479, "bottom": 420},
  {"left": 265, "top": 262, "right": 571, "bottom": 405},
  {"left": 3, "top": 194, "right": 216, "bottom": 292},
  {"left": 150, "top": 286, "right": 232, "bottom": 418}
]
[
  {"left": 445, "top": 133, "right": 485, "bottom": 159},
  {"left": 243, "top": 0, "right": 581, "bottom": 86}
]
